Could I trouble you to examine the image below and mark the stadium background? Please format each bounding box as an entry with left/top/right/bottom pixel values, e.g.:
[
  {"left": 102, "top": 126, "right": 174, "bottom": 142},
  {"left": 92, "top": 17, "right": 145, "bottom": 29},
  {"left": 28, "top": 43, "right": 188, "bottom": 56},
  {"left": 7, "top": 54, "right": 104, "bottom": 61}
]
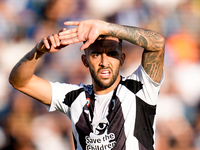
[{"left": 0, "top": 0, "right": 200, "bottom": 149}]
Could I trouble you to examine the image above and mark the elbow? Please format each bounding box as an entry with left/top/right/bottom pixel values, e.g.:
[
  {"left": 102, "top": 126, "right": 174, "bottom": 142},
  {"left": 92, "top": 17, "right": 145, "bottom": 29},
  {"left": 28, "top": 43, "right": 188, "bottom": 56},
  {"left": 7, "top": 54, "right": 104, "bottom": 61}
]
[
  {"left": 160, "top": 36, "right": 165, "bottom": 49},
  {"left": 9, "top": 73, "right": 13, "bottom": 86},
  {"left": 145, "top": 34, "right": 165, "bottom": 52},
  {"left": 9, "top": 74, "right": 17, "bottom": 89},
  {"left": 155, "top": 35, "right": 165, "bottom": 52},
  {"left": 8, "top": 73, "right": 22, "bottom": 90}
]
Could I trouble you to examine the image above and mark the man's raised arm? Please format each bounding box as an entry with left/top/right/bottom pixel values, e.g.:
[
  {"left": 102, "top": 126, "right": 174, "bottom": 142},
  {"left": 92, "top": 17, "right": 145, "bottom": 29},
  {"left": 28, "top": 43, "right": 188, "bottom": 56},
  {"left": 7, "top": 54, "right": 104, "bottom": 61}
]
[
  {"left": 9, "top": 31, "right": 68, "bottom": 105},
  {"left": 106, "top": 24, "right": 165, "bottom": 83},
  {"left": 59, "top": 20, "right": 165, "bottom": 82}
]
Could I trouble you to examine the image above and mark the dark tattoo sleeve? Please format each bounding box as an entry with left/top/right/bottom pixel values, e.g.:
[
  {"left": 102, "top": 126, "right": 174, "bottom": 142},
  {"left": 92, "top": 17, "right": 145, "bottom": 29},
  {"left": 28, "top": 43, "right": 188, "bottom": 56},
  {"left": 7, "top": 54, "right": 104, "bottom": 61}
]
[
  {"left": 107, "top": 24, "right": 163, "bottom": 50},
  {"left": 107, "top": 23, "right": 165, "bottom": 82},
  {"left": 142, "top": 50, "right": 164, "bottom": 82},
  {"left": 12, "top": 47, "right": 44, "bottom": 73},
  {"left": 13, "top": 51, "right": 33, "bottom": 69}
]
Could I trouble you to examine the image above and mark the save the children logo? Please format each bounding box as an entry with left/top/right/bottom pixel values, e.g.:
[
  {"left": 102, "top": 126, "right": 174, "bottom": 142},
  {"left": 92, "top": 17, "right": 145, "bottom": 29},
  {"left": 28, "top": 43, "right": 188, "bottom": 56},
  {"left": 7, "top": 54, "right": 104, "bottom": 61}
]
[{"left": 85, "top": 118, "right": 116, "bottom": 150}]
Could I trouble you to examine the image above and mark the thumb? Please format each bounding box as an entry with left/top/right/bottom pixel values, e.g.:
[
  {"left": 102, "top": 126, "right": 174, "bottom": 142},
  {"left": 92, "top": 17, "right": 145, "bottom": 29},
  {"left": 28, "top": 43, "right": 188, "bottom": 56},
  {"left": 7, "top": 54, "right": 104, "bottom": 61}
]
[
  {"left": 80, "top": 40, "right": 92, "bottom": 51},
  {"left": 80, "top": 36, "right": 97, "bottom": 50}
]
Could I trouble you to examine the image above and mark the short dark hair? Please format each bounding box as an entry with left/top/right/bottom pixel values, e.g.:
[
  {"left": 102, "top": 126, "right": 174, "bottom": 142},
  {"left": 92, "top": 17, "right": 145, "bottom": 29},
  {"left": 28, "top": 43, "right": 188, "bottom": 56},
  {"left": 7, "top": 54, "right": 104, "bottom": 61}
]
[{"left": 83, "top": 35, "right": 122, "bottom": 50}]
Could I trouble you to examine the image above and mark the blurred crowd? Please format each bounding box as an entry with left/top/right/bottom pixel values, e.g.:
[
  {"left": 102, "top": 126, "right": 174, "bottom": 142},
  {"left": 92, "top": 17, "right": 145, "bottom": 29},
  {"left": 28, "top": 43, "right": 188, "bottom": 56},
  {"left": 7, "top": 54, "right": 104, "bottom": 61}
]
[{"left": 0, "top": 0, "right": 200, "bottom": 149}]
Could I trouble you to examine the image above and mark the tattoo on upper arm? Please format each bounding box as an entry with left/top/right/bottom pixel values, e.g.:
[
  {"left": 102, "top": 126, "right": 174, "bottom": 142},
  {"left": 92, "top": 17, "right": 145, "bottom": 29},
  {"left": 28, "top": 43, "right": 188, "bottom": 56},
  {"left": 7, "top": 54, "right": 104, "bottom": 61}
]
[
  {"left": 145, "top": 63, "right": 161, "bottom": 80},
  {"left": 107, "top": 23, "right": 165, "bottom": 82},
  {"left": 142, "top": 51, "right": 164, "bottom": 82}
]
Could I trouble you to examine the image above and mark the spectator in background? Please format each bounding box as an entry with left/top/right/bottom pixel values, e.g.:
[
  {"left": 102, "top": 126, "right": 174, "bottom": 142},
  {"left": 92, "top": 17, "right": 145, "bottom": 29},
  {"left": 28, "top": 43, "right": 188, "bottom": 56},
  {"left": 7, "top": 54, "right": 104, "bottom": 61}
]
[{"left": 1, "top": 92, "right": 37, "bottom": 150}]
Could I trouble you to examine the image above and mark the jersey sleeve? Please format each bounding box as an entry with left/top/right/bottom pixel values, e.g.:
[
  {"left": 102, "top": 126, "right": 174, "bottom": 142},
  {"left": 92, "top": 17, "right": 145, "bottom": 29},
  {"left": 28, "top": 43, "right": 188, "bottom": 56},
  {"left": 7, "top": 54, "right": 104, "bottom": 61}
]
[
  {"left": 129, "top": 65, "right": 164, "bottom": 105},
  {"left": 47, "top": 81, "right": 82, "bottom": 114}
]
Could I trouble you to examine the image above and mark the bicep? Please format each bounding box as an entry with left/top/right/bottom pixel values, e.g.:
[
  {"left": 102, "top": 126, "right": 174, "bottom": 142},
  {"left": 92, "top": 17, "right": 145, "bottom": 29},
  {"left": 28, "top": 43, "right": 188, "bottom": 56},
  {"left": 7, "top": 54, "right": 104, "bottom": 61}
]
[
  {"left": 17, "top": 75, "right": 52, "bottom": 105},
  {"left": 141, "top": 49, "right": 164, "bottom": 83}
]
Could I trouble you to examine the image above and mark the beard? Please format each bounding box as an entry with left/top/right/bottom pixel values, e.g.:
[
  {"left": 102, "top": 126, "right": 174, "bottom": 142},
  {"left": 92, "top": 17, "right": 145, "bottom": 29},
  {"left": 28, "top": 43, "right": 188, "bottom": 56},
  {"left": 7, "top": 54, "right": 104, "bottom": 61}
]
[{"left": 89, "top": 66, "right": 120, "bottom": 89}]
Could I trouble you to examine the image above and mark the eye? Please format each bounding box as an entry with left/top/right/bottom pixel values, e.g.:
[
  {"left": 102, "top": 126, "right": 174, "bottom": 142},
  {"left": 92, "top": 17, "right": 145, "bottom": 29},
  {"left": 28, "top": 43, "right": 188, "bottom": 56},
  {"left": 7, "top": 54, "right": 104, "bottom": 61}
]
[
  {"left": 94, "top": 54, "right": 99, "bottom": 57},
  {"left": 92, "top": 52, "right": 101, "bottom": 58}
]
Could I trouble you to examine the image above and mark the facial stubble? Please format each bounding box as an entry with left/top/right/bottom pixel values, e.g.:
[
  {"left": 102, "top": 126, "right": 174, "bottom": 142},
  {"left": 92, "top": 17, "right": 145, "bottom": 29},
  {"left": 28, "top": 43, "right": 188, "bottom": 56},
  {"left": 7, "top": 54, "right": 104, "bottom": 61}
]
[{"left": 89, "top": 65, "right": 120, "bottom": 89}]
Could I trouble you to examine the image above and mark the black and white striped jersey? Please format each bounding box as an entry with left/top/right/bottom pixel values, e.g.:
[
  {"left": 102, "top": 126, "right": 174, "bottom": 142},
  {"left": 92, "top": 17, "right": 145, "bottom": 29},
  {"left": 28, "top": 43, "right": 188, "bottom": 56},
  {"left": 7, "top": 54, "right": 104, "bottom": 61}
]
[{"left": 48, "top": 65, "right": 164, "bottom": 150}]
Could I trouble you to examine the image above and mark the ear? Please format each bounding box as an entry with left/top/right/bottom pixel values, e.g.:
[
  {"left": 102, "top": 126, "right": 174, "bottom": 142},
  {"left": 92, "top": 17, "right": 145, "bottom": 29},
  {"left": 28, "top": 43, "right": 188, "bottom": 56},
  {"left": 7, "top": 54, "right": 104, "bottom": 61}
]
[
  {"left": 120, "top": 53, "right": 126, "bottom": 66},
  {"left": 81, "top": 54, "right": 89, "bottom": 68}
]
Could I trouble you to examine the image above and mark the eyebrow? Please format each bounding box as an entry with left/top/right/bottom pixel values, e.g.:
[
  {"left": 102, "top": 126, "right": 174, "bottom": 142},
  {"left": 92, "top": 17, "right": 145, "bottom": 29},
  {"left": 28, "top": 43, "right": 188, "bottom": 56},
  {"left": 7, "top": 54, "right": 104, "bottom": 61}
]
[
  {"left": 90, "top": 51, "right": 101, "bottom": 54},
  {"left": 89, "top": 49, "right": 120, "bottom": 55}
]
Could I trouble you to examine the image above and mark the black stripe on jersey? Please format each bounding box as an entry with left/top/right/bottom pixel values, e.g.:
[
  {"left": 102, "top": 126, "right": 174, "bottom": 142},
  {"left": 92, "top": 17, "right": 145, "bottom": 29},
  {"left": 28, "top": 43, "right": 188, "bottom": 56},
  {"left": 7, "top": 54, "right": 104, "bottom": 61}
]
[
  {"left": 76, "top": 104, "right": 93, "bottom": 149},
  {"left": 134, "top": 96, "right": 156, "bottom": 150},
  {"left": 63, "top": 88, "right": 84, "bottom": 107},
  {"left": 74, "top": 90, "right": 95, "bottom": 149},
  {"left": 107, "top": 95, "right": 126, "bottom": 150},
  {"left": 138, "top": 142, "right": 148, "bottom": 150},
  {"left": 120, "top": 79, "right": 143, "bottom": 94},
  {"left": 85, "top": 90, "right": 95, "bottom": 122}
]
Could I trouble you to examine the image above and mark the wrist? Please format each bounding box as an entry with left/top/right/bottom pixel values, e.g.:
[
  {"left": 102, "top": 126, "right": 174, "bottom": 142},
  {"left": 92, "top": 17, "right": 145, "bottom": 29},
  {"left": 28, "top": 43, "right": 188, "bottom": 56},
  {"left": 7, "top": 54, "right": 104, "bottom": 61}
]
[
  {"left": 35, "top": 42, "right": 46, "bottom": 54},
  {"left": 35, "top": 44, "right": 46, "bottom": 58},
  {"left": 101, "top": 21, "right": 110, "bottom": 36}
]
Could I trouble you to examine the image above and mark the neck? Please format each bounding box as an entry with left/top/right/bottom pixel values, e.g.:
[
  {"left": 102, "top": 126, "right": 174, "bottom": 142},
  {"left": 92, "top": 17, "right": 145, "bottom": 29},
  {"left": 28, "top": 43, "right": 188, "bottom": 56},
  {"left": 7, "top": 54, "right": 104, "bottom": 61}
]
[{"left": 93, "top": 75, "right": 121, "bottom": 95}]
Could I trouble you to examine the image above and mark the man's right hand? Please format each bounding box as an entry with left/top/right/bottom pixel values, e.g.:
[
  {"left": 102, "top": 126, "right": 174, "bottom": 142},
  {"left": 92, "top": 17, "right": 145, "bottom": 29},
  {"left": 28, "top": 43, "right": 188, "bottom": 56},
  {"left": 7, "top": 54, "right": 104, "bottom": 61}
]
[
  {"left": 59, "top": 20, "right": 109, "bottom": 51},
  {"left": 36, "top": 28, "right": 69, "bottom": 53},
  {"left": 8, "top": 29, "right": 70, "bottom": 106}
]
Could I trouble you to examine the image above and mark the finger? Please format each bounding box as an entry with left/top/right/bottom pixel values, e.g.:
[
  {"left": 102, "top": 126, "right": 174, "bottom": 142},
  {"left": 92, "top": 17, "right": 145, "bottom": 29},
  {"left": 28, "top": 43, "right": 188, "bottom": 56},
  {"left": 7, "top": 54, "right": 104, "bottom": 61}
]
[
  {"left": 80, "top": 38, "right": 96, "bottom": 51},
  {"left": 59, "top": 32, "right": 78, "bottom": 40},
  {"left": 59, "top": 28, "right": 78, "bottom": 36},
  {"left": 80, "top": 41, "right": 91, "bottom": 51},
  {"left": 53, "top": 34, "right": 60, "bottom": 46},
  {"left": 61, "top": 38, "right": 81, "bottom": 45},
  {"left": 58, "top": 28, "right": 67, "bottom": 34},
  {"left": 62, "top": 28, "right": 67, "bottom": 31},
  {"left": 49, "top": 35, "right": 57, "bottom": 48},
  {"left": 43, "top": 37, "right": 50, "bottom": 49},
  {"left": 64, "top": 21, "right": 80, "bottom": 26}
]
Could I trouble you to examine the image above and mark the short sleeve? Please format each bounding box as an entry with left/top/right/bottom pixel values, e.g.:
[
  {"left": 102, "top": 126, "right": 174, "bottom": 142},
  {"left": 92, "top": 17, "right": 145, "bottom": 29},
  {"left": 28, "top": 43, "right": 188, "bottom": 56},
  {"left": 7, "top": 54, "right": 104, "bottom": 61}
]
[
  {"left": 129, "top": 65, "right": 164, "bottom": 105},
  {"left": 47, "top": 81, "right": 81, "bottom": 114}
]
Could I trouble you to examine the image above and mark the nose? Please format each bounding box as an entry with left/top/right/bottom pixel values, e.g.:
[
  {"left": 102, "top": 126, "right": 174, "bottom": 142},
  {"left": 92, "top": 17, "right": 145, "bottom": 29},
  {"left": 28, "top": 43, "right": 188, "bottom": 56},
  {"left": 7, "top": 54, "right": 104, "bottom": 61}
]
[{"left": 100, "top": 53, "right": 109, "bottom": 67}]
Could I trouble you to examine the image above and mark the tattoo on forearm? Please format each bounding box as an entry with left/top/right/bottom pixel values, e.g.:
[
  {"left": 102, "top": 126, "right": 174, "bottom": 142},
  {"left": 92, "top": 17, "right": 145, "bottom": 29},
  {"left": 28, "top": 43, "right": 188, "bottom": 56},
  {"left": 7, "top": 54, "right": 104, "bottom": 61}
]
[
  {"left": 107, "top": 23, "right": 162, "bottom": 51},
  {"left": 22, "top": 52, "right": 31, "bottom": 62},
  {"left": 13, "top": 49, "right": 38, "bottom": 71},
  {"left": 108, "top": 23, "right": 165, "bottom": 82},
  {"left": 14, "top": 52, "right": 31, "bottom": 68},
  {"left": 145, "top": 30, "right": 157, "bottom": 37},
  {"left": 138, "top": 36, "right": 148, "bottom": 48}
]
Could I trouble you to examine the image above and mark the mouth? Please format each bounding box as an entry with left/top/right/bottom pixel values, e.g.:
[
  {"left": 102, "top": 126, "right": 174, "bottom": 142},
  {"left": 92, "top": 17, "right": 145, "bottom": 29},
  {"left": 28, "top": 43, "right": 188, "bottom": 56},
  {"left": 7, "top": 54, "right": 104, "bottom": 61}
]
[{"left": 99, "top": 69, "right": 111, "bottom": 78}]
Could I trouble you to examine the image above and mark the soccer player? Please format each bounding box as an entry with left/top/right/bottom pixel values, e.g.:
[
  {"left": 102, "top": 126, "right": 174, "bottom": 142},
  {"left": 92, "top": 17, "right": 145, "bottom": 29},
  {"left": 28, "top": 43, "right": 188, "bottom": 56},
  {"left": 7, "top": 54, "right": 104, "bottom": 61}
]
[{"left": 9, "top": 20, "right": 165, "bottom": 150}]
